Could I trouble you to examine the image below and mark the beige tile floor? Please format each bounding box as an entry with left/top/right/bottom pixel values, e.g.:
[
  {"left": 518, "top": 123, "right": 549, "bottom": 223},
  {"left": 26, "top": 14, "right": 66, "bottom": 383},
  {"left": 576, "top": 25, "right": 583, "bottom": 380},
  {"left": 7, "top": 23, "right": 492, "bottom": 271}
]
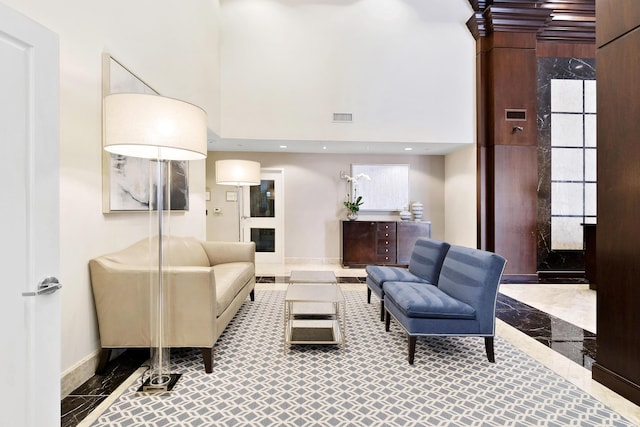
[
  {"left": 500, "top": 283, "right": 596, "bottom": 333},
  {"left": 255, "top": 263, "right": 640, "bottom": 425}
]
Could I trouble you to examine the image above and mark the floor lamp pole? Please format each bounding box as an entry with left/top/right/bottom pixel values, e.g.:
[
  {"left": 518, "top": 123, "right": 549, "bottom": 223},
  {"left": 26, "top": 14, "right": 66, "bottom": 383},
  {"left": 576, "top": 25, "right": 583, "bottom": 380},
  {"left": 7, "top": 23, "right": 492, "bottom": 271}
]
[
  {"left": 143, "top": 160, "right": 180, "bottom": 392},
  {"left": 237, "top": 185, "right": 242, "bottom": 242}
]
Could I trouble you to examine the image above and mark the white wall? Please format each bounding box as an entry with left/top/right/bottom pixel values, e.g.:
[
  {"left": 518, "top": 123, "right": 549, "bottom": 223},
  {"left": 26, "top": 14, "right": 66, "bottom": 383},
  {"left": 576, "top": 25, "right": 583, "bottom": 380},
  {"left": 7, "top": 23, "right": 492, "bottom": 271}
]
[
  {"left": 0, "top": 0, "right": 220, "bottom": 393},
  {"left": 207, "top": 152, "right": 445, "bottom": 262},
  {"left": 444, "top": 144, "right": 477, "bottom": 246},
  {"left": 1, "top": 0, "right": 477, "bottom": 397},
  {"left": 220, "top": 0, "right": 475, "bottom": 147}
]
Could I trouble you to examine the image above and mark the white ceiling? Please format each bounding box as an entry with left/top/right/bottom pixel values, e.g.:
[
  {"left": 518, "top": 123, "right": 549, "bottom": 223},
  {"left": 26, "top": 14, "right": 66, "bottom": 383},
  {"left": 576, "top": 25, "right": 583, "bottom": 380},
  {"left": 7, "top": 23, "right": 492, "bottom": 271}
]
[{"left": 210, "top": 0, "right": 475, "bottom": 156}]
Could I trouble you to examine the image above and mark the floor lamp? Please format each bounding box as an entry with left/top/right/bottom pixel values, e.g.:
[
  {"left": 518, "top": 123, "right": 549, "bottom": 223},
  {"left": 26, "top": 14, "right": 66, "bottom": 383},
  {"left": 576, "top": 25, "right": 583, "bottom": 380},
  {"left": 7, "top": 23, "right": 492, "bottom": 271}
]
[
  {"left": 215, "top": 160, "right": 261, "bottom": 241},
  {"left": 103, "top": 93, "right": 207, "bottom": 392}
]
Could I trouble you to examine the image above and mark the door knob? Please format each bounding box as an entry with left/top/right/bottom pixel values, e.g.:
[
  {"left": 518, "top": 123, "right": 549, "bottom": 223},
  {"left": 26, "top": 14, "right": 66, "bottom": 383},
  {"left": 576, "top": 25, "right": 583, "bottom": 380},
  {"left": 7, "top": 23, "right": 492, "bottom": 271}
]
[{"left": 22, "top": 276, "right": 62, "bottom": 297}]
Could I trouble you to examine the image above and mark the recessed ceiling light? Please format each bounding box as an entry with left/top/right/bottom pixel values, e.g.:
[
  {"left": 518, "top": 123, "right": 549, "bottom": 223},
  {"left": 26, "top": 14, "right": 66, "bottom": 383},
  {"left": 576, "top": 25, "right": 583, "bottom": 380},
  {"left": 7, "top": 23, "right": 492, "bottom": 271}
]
[
  {"left": 404, "top": 147, "right": 413, "bottom": 151},
  {"left": 322, "top": 146, "right": 327, "bottom": 150},
  {"left": 279, "top": 145, "right": 287, "bottom": 149}
]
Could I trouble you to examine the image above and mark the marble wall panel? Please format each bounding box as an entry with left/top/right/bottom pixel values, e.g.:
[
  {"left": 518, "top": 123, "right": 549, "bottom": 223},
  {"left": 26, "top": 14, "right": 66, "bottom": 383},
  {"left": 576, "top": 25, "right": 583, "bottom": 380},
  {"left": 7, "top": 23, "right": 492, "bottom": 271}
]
[{"left": 537, "top": 57, "right": 596, "bottom": 271}]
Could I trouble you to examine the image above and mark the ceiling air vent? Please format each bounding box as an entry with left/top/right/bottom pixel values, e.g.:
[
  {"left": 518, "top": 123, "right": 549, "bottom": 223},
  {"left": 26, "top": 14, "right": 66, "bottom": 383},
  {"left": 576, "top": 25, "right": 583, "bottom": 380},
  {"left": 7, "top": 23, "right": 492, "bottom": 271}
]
[{"left": 333, "top": 112, "right": 353, "bottom": 123}]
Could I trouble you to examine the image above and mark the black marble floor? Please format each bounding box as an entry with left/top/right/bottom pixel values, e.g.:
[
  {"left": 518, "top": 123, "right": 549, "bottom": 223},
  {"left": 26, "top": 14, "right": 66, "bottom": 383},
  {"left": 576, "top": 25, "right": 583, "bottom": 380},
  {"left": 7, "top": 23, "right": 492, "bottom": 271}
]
[
  {"left": 62, "top": 277, "right": 596, "bottom": 426},
  {"left": 61, "top": 349, "right": 148, "bottom": 427},
  {"left": 496, "top": 293, "right": 597, "bottom": 369}
]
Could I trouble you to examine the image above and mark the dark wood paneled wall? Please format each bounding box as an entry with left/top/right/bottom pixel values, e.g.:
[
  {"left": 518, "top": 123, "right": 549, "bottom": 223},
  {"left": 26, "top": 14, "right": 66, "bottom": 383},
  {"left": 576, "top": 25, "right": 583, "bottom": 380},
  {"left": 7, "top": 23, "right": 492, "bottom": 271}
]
[
  {"left": 475, "top": 33, "right": 538, "bottom": 276},
  {"left": 475, "top": 33, "right": 595, "bottom": 278},
  {"left": 592, "top": 0, "right": 640, "bottom": 406},
  {"left": 537, "top": 42, "right": 595, "bottom": 58}
]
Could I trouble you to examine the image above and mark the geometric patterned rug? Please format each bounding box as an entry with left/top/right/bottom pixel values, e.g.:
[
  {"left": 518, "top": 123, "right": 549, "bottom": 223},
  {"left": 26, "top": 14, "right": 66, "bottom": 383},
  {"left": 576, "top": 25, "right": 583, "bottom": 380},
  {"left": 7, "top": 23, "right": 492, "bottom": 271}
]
[{"left": 90, "top": 290, "right": 634, "bottom": 426}]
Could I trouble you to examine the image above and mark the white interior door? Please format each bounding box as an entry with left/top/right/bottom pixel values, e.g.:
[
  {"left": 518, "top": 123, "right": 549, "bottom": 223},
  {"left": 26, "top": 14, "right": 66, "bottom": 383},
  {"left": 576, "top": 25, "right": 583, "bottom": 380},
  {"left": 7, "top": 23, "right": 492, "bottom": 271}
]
[
  {"left": 0, "top": 4, "right": 61, "bottom": 426},
  {"left": 242, "top": 169, "right": 284, "bottom": 263}
]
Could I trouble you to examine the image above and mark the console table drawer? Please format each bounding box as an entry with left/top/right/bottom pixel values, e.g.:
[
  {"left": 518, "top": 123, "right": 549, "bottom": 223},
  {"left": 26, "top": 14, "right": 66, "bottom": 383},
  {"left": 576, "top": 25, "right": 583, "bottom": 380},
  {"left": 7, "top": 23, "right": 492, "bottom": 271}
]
[
  {"left": 376, "top": 222, "right": 396, "bottom": 233},
  {"left": 376, "top": 254, "right": 395, "bottom": 264},
  {"left": 376, "top": 242, "right": 396, "bottom": 256}
]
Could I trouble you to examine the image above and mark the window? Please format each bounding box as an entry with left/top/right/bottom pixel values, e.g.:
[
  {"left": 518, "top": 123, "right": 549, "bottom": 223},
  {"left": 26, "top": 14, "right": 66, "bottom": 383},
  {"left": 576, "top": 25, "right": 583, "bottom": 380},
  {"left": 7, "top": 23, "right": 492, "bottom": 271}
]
[{"left": 550, "top": 79, "right": 596, "bottom": 250}]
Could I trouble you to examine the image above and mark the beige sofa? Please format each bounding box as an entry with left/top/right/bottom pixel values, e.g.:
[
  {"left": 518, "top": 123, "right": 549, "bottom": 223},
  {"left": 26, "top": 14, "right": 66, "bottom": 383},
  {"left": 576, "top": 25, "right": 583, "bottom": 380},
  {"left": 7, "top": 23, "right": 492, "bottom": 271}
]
[{"left": 89, "top": 236, "right": 255, "bottom": 373}]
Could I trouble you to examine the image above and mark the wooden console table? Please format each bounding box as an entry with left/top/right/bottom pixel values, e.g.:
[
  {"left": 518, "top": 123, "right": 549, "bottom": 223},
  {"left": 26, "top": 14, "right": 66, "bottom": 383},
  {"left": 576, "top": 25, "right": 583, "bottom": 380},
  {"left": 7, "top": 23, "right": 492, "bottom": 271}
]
[{"left": 341, "top": 220, "right": 431, "bottom": 267}]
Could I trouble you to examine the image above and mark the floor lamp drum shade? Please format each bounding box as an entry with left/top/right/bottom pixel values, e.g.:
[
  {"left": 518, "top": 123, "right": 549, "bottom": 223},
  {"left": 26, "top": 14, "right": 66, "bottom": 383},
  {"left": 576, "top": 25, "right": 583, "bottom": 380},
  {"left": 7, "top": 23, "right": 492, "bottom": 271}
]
[
  {"left": 104, "top": 93, "right": 207, "bottom": 161},
  {"left": 215, "top": 160, "right": 261, "bottom": 186}
]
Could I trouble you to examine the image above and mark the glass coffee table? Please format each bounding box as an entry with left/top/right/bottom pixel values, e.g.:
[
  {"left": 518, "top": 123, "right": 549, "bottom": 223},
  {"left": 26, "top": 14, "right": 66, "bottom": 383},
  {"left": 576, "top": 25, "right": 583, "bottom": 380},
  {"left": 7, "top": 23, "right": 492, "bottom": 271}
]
[{"left": 284, "top": 271, "right": 346, "bottom": 350}]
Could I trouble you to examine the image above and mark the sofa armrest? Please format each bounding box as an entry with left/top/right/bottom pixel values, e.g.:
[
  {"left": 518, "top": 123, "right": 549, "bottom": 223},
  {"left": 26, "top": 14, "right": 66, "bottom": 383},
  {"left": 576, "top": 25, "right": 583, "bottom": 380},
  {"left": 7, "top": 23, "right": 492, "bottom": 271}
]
[
  {"left": 200, "top": 241, "right": 256, "bottom": 266},
  {"left": 89, "top": 259, "right": 216, "bottom": 348}
]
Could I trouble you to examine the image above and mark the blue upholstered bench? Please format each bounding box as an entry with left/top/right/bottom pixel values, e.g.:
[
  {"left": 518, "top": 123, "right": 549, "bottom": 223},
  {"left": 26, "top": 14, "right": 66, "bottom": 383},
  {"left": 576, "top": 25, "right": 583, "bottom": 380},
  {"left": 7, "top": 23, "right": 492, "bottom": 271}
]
[
  {"left": 366, "top": 238, "right": 450, "bottom": 321},
  {"left": 384, "top": 245, "right": 506, "bottom": 364}
]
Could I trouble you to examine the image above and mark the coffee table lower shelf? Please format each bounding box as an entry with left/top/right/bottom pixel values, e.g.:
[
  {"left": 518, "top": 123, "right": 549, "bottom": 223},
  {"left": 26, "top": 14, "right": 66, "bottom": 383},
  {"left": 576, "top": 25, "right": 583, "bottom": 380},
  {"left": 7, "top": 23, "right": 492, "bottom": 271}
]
[{"left": 286, "top": 319, "right": 344, "bottom": 345}]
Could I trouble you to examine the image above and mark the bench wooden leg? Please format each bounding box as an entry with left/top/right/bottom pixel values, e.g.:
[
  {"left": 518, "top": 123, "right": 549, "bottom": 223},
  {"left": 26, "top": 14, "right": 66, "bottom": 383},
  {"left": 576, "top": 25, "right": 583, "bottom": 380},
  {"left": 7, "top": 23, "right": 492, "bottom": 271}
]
[
  {"left": 484, "top": 336, "right": 495, "bottom": 363},
  {"left": 95, "top": 348, "right": 112, "bottom": 375},
  {"left": 379, "top": 300, "right": 385, "bottom": 322},
  {"left": 367, "top": 287, "right": 371, "bottom": 304},
  {"left": 408, "top": 335, "right": 417, "bottom": 365},
  {"left": 250, "top": 289, "right": 255, "bottom": 301},
  {"left": 201, "top": 347, "right": 214, "bottom": 373},
  {"left": 384, "top": 310, "right": 391, "bottom": 332}
]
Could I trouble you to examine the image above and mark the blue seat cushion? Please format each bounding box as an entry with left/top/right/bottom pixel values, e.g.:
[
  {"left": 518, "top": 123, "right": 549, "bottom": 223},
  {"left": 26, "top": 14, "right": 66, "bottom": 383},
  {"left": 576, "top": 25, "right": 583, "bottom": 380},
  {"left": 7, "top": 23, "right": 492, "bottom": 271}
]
[
  {"left": 365, "top": 265, "right": 431, "bottom": 287},
  {"left": 384, "top": 281, "right": 476, "bottom": 320}
]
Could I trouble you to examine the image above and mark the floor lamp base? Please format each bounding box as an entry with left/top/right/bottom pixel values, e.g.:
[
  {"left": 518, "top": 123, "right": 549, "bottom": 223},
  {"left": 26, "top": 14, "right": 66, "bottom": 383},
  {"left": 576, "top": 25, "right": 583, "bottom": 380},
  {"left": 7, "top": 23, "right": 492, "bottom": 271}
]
[{"left": 138, "top": 373, "right": 182, "bottom": 393}]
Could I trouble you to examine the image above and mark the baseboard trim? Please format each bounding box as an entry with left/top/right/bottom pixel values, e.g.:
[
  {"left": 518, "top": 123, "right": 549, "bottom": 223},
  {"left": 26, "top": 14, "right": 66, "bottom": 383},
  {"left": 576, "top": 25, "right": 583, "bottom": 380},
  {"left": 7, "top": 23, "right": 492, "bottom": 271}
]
[
  {"left": 592, "top": 363, "right": 640, "bottom": 406},
  {"left": 61, "top": 348, "right": 125, "bottom": 398},
  {"left": 284, "top": 257, "right": 341, "bottom": 265},
  {"left": 501, "top": 274, "right": 539, "bottom": 284},
  {"left": 61, "top": 350, "right": 101, "bottom": 398}
]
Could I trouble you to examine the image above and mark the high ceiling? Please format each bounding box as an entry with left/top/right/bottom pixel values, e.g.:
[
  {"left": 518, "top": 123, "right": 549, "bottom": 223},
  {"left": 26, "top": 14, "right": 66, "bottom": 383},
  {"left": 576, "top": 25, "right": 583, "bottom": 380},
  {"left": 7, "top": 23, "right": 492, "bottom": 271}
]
[
  {"left": 209, "top": 0, "right": 595, "bottom": 156},
  {"left": 467, "top": 0, "right": 595, "bottom": 43}
]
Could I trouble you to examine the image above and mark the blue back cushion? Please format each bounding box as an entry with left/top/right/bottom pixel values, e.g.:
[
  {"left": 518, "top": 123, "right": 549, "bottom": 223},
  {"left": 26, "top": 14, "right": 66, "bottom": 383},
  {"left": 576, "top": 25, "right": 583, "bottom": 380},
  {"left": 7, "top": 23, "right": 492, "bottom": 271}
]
[
  {"left": 437, "top": 245, "right": 506, "bottom": 324},
  {"left": 408, "top": 238, "right": 451, "bottom": 284}
]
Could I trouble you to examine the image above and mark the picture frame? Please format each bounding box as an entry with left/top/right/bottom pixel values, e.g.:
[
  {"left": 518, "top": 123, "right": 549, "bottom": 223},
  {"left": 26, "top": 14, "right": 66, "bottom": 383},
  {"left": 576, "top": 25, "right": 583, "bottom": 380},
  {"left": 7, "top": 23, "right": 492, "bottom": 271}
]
[
  {"left": 350, "top": 164, "right": 409, "bottom": 211},
  {"left": 101, "top": 53, "right": 189, "bottom": 213}
]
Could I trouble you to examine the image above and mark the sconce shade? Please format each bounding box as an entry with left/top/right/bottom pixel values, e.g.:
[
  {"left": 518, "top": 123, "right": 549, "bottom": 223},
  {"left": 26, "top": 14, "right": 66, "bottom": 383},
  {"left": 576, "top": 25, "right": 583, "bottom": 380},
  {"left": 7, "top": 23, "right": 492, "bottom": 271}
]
[
  {"left": 215, "top": 160, "right": 261, "bottom": 186},
  {"left": 104, "top": 93, "right": 207, "bottom": 161}
]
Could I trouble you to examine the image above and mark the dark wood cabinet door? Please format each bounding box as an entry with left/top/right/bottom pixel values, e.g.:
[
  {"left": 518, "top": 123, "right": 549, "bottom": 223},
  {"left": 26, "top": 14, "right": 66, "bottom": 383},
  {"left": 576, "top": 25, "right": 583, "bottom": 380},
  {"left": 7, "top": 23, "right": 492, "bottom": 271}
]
[
  {"left": 397, "top": 222, "right": 432, "bottom": 265},
  {"left": 342, "top": 221, "right": 376, "bottom": 267}
]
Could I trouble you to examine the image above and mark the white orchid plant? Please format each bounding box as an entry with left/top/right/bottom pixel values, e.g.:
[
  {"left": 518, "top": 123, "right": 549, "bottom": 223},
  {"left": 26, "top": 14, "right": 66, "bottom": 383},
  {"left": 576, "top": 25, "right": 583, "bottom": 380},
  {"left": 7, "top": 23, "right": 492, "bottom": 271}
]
[{"left": 341, "top": 172, "right": 371, "bottom": 213}]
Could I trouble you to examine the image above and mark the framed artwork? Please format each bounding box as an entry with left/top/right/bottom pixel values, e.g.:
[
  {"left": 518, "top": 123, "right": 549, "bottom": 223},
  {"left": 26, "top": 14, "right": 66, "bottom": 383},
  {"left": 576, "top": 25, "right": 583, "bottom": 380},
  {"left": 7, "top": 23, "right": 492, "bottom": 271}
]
[
  {"left": 350, "top": 164, "right": 409, "bottom": 211},
  {"left": 101, "top": 53, "right": 189, "bottom": 212}
]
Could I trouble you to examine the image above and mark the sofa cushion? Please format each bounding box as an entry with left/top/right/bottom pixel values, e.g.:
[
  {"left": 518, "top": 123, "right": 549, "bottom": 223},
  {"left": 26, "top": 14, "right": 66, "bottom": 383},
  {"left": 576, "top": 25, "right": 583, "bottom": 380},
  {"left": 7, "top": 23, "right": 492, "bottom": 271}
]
[
  {"left": 103, "top": 236, "right": 210, "bottom": 267},
  {"left": 214, "top": 262, "right": 254, "bottom": 315},
  {"left": 384, "top": 281, "right": 476, "bottom": 320},
  {"left": 437, "top": 245, "right": 506, "bottom": 312},
  {"left": 408, "top": 238, "right": 451, "bottom": 284},
  {"left": 366, "top": 265, "right": 431, "bottom": 287},
  {"left": 164, "top": 237, "right": 211, "bottom": 267}
]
